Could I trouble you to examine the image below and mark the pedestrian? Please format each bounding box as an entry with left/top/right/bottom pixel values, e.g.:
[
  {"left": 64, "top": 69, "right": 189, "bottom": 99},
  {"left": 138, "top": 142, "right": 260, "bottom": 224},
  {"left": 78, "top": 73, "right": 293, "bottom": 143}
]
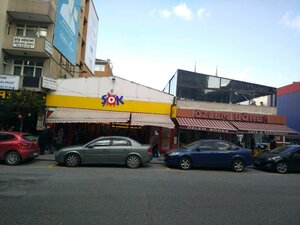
[
  {"left": 151, "top": 130, "right": 159, "bottom": 158},
  {"left": 38, "top": 129, "right": 47, "bottom": 155},
  {"left": 269, "top": 138, "right": 277, "bottom": 150},
  {"left": 45, "top": 126, "right": 54, "bottom": 154},
  {"left": 56, "top": 127, "right": 64, "bottom": 150}
]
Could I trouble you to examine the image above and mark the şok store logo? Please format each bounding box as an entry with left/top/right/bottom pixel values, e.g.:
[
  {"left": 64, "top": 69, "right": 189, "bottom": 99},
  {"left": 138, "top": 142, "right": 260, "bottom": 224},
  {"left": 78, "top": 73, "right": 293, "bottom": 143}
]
[{"left": 101, "top": 92, "right": 124, "bottom": 107}]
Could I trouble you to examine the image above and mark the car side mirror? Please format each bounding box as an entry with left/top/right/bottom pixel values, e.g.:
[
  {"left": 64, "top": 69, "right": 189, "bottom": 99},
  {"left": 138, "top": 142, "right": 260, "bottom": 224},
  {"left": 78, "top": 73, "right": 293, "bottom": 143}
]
[{"left": 87, "top": 144, "right": 95, "bottom": 148}]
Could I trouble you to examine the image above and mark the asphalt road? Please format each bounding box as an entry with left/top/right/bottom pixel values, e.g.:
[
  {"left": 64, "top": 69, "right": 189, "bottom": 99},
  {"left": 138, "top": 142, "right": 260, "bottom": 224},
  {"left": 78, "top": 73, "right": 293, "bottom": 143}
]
[{"left": 0, "top": 157, "right": 299, "bottom": 225}]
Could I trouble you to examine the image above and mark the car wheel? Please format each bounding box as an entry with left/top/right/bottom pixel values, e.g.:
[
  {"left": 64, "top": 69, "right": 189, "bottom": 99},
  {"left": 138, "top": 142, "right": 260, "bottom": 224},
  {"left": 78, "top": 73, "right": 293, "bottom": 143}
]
[
  {"left": 232, "top": 159, "right": 245, "bottom": 172},
  {"left": 179, "top": 157, "right": 192, "bottom": 170},
  {"left": 64, "top": 154, "right": 81, "bottom": 167},
  {"left": 5, "top": 151, "right": 21, "bottom": 166},
  {"left": 126, "top": 155, "right": 141, "bottom": 168},
  {"left": 276, "top": 162, "right": 288, "bottom": 174}
]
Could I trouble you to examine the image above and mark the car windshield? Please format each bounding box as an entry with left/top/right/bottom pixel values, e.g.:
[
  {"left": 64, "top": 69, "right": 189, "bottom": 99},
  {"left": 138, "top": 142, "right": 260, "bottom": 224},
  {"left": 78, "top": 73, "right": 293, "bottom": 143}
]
[
  {"left": 22, "top": 135, "right": 37, "bottom": 142},
  {"left": 270, "top": 145, "right": 291, "bottom": 154}
]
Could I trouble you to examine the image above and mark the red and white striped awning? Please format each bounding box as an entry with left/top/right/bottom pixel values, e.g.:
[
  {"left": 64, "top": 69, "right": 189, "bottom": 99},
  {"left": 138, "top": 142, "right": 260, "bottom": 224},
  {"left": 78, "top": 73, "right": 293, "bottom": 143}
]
[
  {"left": 131, "top": 113, "right": 175, "bottom": 129},
  {"left": 231, "top": 121, "right": 299, "bottom": 136},
  {"left": 177, "top": 117, "right": 237, "bottom": 133},
  {"left": 46, "top": 108, "right": 130, "bottom": 123}
]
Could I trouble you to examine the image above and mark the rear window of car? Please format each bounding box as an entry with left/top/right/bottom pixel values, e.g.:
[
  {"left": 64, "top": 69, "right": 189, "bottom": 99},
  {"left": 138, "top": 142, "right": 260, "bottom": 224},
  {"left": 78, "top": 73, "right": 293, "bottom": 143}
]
[
  {"left": 22, "top": 135, "right": 37, "bottom": 142},
  {"left": 0, "top": 133, "right": 15, "bottom": 141}
]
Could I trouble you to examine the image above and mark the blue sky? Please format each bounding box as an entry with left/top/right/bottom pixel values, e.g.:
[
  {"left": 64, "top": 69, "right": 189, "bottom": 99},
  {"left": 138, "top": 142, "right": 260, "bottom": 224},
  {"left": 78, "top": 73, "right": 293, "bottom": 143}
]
[{"left": 93, "top": 1, "right": 300, "bottom": 90}]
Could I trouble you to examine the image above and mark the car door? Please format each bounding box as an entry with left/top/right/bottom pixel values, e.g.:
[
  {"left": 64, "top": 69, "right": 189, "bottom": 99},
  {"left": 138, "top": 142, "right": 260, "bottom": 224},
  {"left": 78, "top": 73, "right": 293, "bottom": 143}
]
[
  {"left": 191, "top": 141, "right": 216, "bottom": 167},
  {"left": 107, "top": 138, "right": 132, "bottom": 164},
  {"left": 211, "top": 141, "right": 237, "bottom": 167},
  {"left": 0, "top": 133, "right": 16, "bottom": 158},
  {"left": 287, "top": 148, "right": 300, "bottom": 171},
  {"left": 83, "top": 138, "right": 111, "bottom": 164}
]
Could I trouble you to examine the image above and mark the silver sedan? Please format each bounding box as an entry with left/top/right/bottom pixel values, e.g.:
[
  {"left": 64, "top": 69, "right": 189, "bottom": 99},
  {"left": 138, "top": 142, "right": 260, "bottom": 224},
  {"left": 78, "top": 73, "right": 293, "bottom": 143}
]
[{"left": 55, "top": 136, "right": 153, "bottom": 168}]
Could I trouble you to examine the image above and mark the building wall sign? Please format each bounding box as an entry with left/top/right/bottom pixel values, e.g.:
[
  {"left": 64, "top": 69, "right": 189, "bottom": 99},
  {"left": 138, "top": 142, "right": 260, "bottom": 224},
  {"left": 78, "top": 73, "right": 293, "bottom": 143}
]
[
  {"left": 193, "top": 110, "right": 268, "bottom": 123},
  {"left": 53, "top": 0, "right": 81, "bottom": 65},
  {"left": 45, "top": 40, "right": 53, "bottom": 55},
  {"left": 0, "top": 75, "right": 20, "bottom": 90},
  {"left": 13, "top": 37, "right": 35, "bottom": 49},
  {"left": 182, "top": 126, "right": 232, "bottom": 133},
  {"left": 42, "top": 77, "right": 57, "bottom": 90},
  {"left": 84, "top": 0, "right": 98, "bottom": 73},
  {"left": 101, "top": 92, "right": 124, "bottom": 107}
]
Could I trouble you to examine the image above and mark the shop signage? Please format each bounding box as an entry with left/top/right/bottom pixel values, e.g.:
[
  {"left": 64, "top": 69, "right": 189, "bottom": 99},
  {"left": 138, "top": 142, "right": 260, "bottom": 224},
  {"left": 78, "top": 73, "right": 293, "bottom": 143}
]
[
  {"left": 101, "top": 92, "right": 124, "bottom": 107},
  {"left": 13, "top": 36, "right": 35, "bottom": 49},
  {"left": 45, "top": 40, "right": 53, "bottom": 55},
  {"left": 247, "top": 130, "right": 287, "bottom": 136},
  {"left": 194, "top": 110, "right": 268, "bottom": 123},
  {"left": 42, "top": 76, "right": 57, "bottom": 90},
  {"left": 0, "top": 75, "right": 20, "bottom": 90},
  {"left": 0, "top": 90, "right": 11, "bottom": 99},
  {"left": 181, "top": 125, "right": 233, "bottom": 133}
]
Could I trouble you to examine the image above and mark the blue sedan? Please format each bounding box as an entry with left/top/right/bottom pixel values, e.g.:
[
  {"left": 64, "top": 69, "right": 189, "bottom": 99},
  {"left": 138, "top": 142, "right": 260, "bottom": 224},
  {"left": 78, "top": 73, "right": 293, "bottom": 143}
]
[{"left": 164, "top": 139, "right": 253, "bottom": 172}]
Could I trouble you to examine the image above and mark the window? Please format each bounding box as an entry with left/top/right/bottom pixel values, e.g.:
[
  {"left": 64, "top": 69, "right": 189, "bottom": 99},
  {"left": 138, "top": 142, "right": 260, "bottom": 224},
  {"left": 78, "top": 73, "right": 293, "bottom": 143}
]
[
  {"left": 93, "top": 139, "right": 110, "bottom": 146},
  {"left": 0, "top": 133, "right": 15, "bottom": 142},
  {"left": 112, "top": 139, "right": 131, "bottom": 146},
  {"left": 198, "top": 141, "right": 216, "bottom": 151},
  {"left": 94, "top": 65, "right": 105, "bottom": 72},
  {"left": 16, "top": 24, "right": 47, "bottom": 38},
  {"left": 13, "top": 60, "right": 43, "bottom": 77},
  {"left": 6, "top": 21, "right": 11, "bottom": 35},
  {"left": 215, "top": 141, "right": 232, "bottom": 151},
  {"left": 292, "top": 149, "right": 300, "bottom": 158}
]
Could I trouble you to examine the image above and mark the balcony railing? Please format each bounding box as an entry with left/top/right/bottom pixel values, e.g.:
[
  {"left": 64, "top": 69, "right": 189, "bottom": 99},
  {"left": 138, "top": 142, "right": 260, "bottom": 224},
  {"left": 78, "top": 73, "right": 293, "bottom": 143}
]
[{"left": 2, "top": 35, "right": 52, "bottom": 58}]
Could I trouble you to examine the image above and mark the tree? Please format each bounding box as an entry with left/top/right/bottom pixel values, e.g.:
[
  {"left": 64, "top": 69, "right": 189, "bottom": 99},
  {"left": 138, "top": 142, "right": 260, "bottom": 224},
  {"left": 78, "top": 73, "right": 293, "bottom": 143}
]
[{"left": 1, "top": 90, "right": 45, "bottom": 132}]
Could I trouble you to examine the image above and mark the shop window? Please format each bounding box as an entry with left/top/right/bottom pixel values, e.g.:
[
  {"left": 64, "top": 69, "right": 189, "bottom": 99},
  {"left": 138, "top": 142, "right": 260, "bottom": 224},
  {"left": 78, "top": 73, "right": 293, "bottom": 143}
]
[{"left": 13, "top": 60, "right": 43, "bottom": 77}]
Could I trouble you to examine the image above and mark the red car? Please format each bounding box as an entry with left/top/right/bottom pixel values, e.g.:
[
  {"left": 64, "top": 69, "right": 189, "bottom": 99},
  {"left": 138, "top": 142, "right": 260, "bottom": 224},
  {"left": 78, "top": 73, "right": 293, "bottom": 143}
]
[{"left": 0, "top": 131, "right": 39, "bottom": 165}]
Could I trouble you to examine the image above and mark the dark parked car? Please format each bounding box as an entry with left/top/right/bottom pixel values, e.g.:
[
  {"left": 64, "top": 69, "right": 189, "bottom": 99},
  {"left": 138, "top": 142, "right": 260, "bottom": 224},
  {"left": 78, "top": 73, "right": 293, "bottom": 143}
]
[
  {"left": 0, "top": 131, "right": 39, "bottom": 165},
  {"left": 164, "top": 139, "right": 253, "bottom": 172},
  {"left": 254, "top": 145, "right": 300, "bottom": 174},
  {"left": 55, "top": 136, "right": 153, "bottom": 168}
]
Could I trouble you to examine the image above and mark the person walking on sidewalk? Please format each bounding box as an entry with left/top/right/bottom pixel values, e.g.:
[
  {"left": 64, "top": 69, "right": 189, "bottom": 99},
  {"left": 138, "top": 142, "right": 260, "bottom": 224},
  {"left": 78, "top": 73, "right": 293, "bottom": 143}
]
[
  {"left": 151, "top": 130, "right": 159, "bottom": 158},
  {"left": 45, "top": 126, "right": 54, "bottom": 154},
  {"left": 38, "top": 129, "right": 47, "bottom": 155}
]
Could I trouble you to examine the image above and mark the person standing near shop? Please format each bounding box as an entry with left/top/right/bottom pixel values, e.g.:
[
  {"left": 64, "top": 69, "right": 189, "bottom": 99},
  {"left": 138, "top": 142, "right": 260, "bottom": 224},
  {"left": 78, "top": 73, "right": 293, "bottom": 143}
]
[
  {"left": 38, "top": 129, "right": 47, "bottom": 155},
  {"left": 56, "top": 127, "right": 64, "bottom": 150},
  {"left": 45, "top": 126, "right": 54, "bottom": 154},
  {"left": 269, "top": 137, "right": 277, "bottom": 150},
  {"left": 151, "top": 130, "right": 159, "bottom": 158}
]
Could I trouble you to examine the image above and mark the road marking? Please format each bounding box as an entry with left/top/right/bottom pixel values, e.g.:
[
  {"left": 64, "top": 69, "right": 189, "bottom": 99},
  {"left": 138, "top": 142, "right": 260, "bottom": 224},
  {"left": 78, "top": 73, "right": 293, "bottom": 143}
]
[{"left": 48, "top": 163, "right": 58, "bottom": 168}]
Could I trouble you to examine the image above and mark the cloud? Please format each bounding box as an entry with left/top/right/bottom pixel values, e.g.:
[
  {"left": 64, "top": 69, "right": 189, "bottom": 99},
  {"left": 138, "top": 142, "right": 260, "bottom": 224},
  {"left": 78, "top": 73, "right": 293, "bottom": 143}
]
[
  {"left": 197, "top": 8, "right": 210, "bottom": 19},
  {"left": 280, "top": 11, "right": 300, "bottom": 31},
  {"left": 160, "top": 9, "right": 171, "bottom": 19},
  {"left": 173, "top": 3, "right": 193, "bottom": 20}
]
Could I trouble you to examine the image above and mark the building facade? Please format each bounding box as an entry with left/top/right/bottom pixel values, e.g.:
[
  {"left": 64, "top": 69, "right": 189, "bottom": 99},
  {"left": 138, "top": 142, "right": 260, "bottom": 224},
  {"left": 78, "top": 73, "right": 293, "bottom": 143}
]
[
  {"left": 94, "top": 59, "right": 113, "bottom": 77},
  {"left": 164, "top": 69, "right": 298, "bottom": 149},
  {"left": 277, "top": 82, "right": 300, "bottom": 141},
  {"left": 0, "top": 0, "right": 98, "bottom": 131},
  {"left": 45, "top": 76, "right": 175, "bottom": 152}
]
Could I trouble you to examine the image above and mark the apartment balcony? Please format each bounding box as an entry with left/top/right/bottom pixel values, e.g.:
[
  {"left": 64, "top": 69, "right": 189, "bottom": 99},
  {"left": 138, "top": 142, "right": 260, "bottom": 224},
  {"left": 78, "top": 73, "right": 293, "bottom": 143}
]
[
  {"left": 2, "top": 35, "right": 53, "bottom": 58},
  {"left": 7, "top": 0, "right": 55, "bottom": 23}
]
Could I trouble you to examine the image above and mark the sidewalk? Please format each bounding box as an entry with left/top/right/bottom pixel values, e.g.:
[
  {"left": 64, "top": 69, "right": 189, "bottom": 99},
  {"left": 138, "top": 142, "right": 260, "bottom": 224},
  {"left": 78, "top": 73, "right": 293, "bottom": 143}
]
[
  {"left": 36, "top": 153, "right": 55, "bottom": 161},
  {"left": 150, "top": 155, "right": 165, "bottom": 164}
]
